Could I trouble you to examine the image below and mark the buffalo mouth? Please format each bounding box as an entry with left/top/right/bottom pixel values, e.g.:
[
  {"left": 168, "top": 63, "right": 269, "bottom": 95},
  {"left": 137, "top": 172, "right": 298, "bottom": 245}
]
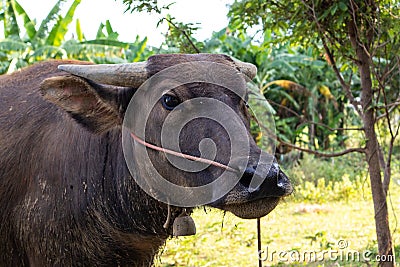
[
  {"left": 211, "top": 196, "right": 281, "bottom": 219},
  {"left": 209, "top": 163, "right": 292, "bottom": 219}
]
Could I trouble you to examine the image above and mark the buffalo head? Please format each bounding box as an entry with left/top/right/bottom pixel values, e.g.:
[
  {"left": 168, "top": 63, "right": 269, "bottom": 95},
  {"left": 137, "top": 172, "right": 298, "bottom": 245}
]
[{"left": 40, "top": 53, "right": 292, "bottom": 220}]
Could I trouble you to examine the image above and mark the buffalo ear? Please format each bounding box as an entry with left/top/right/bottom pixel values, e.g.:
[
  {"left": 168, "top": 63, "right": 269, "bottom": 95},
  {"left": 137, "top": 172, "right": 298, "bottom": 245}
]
[{"left": 40, "top": 75, "right": 124, "bottom": 134}]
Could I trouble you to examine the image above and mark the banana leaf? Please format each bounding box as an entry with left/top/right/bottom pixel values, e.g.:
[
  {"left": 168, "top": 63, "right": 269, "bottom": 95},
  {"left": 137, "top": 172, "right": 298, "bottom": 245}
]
[
  {"left": 82, "top": 39, "right": 130, "bottom": 49},
  {"left": 75, "top": 18, "right": 84, "bottom": 42},
  {"left": 47, "top": 0, "right": 81, "bottom": 46},
  {"left": 12, "top": 0, "right": 36, "bottom": 40},
  {"left": 0, "top": 38, "right": 28, "bottom": 51},
  {"left": 3, "top": 0, "right": 21, "bottom": 40},
  {"left": 33, "top": 0, "right": 67, "bottom": 44}
]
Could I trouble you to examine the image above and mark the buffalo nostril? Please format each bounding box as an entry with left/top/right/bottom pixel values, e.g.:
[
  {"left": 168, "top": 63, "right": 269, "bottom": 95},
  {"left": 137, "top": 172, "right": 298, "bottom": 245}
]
[
  {"left": 277, "top": 170, "right": 293, "bottom": 196},
  {"left": 239, "top": 164, "right": 293, "bottom": 196}
]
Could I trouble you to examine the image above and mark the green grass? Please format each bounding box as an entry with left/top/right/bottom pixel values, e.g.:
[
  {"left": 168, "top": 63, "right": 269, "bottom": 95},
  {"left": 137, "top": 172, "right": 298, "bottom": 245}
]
[{"left": 155, "top": 185, "right": 400, "bottom": 267}]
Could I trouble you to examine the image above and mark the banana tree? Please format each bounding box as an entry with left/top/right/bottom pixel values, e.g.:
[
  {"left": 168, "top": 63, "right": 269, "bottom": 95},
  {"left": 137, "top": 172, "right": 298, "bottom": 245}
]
[
  {"left": 204, "top": 29, "right": 354, "bottom": 154},
  {"left": 0, "top": 0, "right": 153, "bottom": 73},
  {"left": 256, "top": 44, "right": 356, "bottom": 154},
  {"left": 0, "top": 0, "right": 81, "bottom": 72}
]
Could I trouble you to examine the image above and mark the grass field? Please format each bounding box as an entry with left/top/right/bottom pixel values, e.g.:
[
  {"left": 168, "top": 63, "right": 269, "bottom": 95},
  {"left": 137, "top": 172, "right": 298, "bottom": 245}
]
[{"left": 155, "top": 183, "right": 400, "bottom": 267}]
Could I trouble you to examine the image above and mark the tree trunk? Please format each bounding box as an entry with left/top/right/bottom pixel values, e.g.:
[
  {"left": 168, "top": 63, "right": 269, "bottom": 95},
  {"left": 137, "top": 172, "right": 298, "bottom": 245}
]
[
  {"left": 361, "top": 81, "right": 394, "bottom": 266},
  {"left": 349, "top": 21, "right": 395, "bottom": 266}
]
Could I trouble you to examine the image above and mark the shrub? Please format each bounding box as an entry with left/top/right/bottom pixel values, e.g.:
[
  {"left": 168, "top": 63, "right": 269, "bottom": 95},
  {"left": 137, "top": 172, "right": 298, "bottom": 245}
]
[
  {"left": 285, "top": 154, "right": 370, "bottom": 203},
  {"left": 285, "top": 153, "right": 367, "bottom": 184},
  {"left": 293, "top": 175, "right": 369, "bottom": 203}
]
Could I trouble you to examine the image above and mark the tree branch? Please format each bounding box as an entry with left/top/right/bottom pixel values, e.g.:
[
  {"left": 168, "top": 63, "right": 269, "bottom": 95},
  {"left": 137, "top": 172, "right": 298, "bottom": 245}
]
[
  {"left": 266, "top": 99, "right": 302, "bottom": 118},
  {"left": 375, "top": 100, "right": 400, "bottom": 121},
  {"left": 277, "top": 138, "right": 365, "bottom": 157},
  {"left": 301, "top": 0, "right": 363, "bottom": 117},
  {"left": 383, "top": 118, "right": 400, "bottom": 195},
  {"left": 298, "top": 121, "right": 364, "bottom": 132},
  {"left": 163, "top": 17, "right": 201, "bottom": 53}
]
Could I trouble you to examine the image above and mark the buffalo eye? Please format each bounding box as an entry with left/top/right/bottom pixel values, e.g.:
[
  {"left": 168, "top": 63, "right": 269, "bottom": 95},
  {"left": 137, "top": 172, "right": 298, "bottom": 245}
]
[{"left": 161, "top": 94, "right": 181, "bottom": 110}]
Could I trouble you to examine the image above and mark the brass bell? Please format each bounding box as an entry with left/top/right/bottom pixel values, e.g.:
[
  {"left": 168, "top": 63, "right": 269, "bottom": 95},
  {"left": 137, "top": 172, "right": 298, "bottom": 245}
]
[{"left": 172, "top": 209, "right": 196, "bottom": 236}]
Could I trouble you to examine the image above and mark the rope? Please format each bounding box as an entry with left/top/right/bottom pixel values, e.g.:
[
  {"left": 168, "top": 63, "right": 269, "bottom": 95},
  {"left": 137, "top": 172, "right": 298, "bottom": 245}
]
[
  {"left": 130, "top": 131, "right": 237, "bottom": 173},
  {"left": 257, "top": 218, "right": 262, "bottom": 267}
]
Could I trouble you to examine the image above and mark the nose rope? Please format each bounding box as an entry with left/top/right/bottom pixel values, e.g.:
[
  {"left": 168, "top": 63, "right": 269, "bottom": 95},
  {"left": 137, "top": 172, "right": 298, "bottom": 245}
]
[
  {"left": 130, "top": 131, "right": 237, "bottom": 173},
  {"left": 257, "top": 218, "right": 262, "bottom": 267}
]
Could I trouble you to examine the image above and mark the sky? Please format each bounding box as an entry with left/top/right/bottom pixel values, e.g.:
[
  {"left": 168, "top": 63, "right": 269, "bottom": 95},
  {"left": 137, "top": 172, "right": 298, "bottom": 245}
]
[{"left": 16, "top": 0, "right": 233, "bottom": 46}]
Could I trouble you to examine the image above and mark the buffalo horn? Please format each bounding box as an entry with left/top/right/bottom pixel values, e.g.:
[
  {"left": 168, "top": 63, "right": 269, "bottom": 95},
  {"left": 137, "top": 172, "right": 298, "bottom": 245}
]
[
  {"left": 58, "top": 62, "right": 148, "bottom": 88},
  {"left": 232, "top": 58, "right": 258, "bottom": 80}
]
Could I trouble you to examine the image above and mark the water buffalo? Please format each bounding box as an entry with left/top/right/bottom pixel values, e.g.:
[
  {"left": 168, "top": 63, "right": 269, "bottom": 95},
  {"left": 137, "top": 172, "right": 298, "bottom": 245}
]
[{"left": 0, "top": 53, "right": 292, "bottom": 266}]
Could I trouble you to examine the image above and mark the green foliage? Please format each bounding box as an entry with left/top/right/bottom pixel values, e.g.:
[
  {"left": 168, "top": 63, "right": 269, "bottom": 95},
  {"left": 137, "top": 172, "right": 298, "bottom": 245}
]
[
  {"left": 204, "top": 28, "right": 360, "bottom": 152},
  {"left": 294, "top": 175, "right": 368, "bottom": 203},
  {"left": 161, "top": 15, "right": 203, "bottom": 54},
  {"left": 2, "top": 0, "right": 21, "bottom": 40},
  {"left": 96, "top": 20, "right": 119, "bottom": 40},
  {"left": 120, "top": 0, "right": 203, "bottom": 54},
  {"left": 0, "top": 0, "right": 80, "bottom": 71},
  {"left": 32, "top": 0, "right": 69, "bottom": 45},
  {"left": 228, "top": 0, "right": 400, "bottom": 62},
  {"left": 9, "top": 0, "right": 35, "bottom": 39},
  {"left": 304, "top": 231, "right": 335, "bottom": 250},
  {"left": 120, "top": 0, "right": 167, "bottom": 14},
  {"left": 258, "top": 44, "right": 356, "bottom": 151},
  {"left": 46, "top": 0, "right": 81, "bottom": 46},
  {"left": 0, "top": 0, "right": 153, "bottom": 73},
  {"left": 204, "top": 28, "right": 259, "bottom": 64},
  {"left": 227, "top": 0, "right": 400, "bottom": 153},
  {"left": 286, "top": 153, "right": 369, "bottom": 203},
  {"left": 286, "top": 153, "right": 367, "bottom": 184},
  {"left": 75, "top": 18, "right": 84, "bottom": 41}
]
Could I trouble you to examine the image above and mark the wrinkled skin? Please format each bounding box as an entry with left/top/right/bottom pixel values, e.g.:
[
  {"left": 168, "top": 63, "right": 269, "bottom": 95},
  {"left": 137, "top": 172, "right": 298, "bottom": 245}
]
[{"left": 0, "top": 54, "right": 292, "bottom": 266}]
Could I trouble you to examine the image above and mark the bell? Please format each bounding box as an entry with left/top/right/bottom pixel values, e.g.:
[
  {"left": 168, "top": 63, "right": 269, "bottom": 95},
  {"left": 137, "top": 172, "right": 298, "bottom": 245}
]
[{"left": 172, "top": 210, "right": 196, "bottom": 236}]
